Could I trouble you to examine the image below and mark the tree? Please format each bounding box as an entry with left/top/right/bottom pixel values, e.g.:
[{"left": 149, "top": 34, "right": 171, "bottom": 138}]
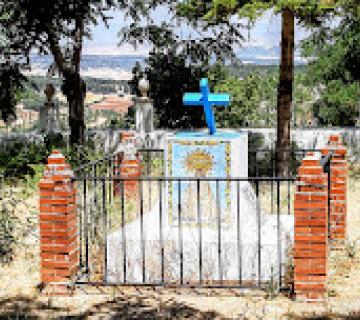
[
  {"left": 0, "top": 1, "right": 151, "bottom": 144},
  {"left": 301, "top": 4, "right": 360, "bottom": 126},
  {"left": 121, "top": 2, "right": 244, "bottom": 129},
  {"left": 187, "top": 0, "right": 339, "bottom": 175},
  {"left": 213, "top": 70, "right": 278, "bottom": 127},
  {"left": 0, "top": 64, "right": 30, "bottom": 125},
  {"left": 0, "top": 12, "right": 32, "bottom": 125}
]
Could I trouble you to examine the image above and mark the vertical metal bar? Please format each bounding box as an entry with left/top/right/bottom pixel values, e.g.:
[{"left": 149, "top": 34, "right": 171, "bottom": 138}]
[
  {"left": 140, "top": 179, "right": 145, "bottom": 283},
  {"left": 79, "top": 179, "right": 84, "bottom": 268},
  {"left": 216, "top": 180, "right": 222, "bottom": 284},
  {"left": 108, "top": 158, "right": 112, "bottom": 205},
  {"left": 149, "top": 152, "right": 152, "bottom": 210},
  {"left": 93, "top": 165, "right": 97, "bottom": 239},
  {"left": 197, "top": 179, "right": 202, "bottom": 284},
  {"left": 102, "top": 179, "right": 108, "bottom": 282},
  {"left": 287, "top": 179, "right": 291, "bottom": 215},
  {"left": 277, "top": 180, "right": 282, "bottom": 289},
  {"left": 327, "top": 158, "right": 331, "bottom": 240},
  {"left": 271, "top": 176, "right": 274, "bottom": 214},
  {"left": 255, "top": 152, "right": 259, "bottom": 177},
  {"left": 147, "top": 150, "right": 151, "bottom": 176},
  {"left": 159, "top": 179, "right": 164, "bottom": 283},
  {"left": 272, "top": 151, "right": 276, "bottom": 177},
  {"left": 107, "top": 159, "right": 112, "bottom": 229},
  {"left": 237, "top": 180, "right": 242, "bottom": 285},
  {"left": 256, "top": 180, "right": 261, "bottom": 287},
  {"left": 121, "top": 179, "right": 126, "bottom": 283},
  {"left": 178, "top": 180, "right": 183, "bottom": 285},
  {"left": 84, "top": 180, "right": 89, "bottom": 279}
]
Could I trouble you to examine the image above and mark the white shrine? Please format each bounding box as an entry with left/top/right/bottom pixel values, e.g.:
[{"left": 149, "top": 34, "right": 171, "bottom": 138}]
[{"left": 107, "top": 79, "right": 294, "bottom": 285}]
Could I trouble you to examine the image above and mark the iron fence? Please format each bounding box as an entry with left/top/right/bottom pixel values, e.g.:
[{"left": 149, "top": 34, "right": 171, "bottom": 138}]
[
  {"left": 248, "top": 148, "right": 324, "bottom": 177},
  {"left": 70, "top": 148, "right": 335, "bottom": 292},
  {"left": 73, "top": 174, "right": 296, "bottom": 291}
]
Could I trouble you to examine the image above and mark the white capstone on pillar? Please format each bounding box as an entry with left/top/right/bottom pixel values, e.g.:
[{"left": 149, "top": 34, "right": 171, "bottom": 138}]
[{"left": 134, "top": 78, "right": 154, "bottom": 144}]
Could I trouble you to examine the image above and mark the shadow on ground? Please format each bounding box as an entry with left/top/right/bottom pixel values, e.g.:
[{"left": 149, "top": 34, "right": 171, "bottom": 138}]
[
  {"left": 0, "top": 294, "right": 220, "bottom": 319},
  {"left": 2, "top": 292, "right": 360, "bottom": 319}
]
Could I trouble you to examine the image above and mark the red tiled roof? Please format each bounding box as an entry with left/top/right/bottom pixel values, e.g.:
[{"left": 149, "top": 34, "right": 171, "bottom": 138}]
[{"left": 89, "top": 96, "right": 134, "bottom": 115}]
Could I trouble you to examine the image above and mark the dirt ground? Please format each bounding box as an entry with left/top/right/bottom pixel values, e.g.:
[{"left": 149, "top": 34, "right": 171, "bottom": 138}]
[{"left": 1, "top": 178, "right": 360, "bottom": 319}]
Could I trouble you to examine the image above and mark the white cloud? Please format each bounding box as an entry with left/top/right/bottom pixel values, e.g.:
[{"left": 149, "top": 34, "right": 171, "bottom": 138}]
[{"left": 83, "top": 43, "right": 150, "bottom": 56}]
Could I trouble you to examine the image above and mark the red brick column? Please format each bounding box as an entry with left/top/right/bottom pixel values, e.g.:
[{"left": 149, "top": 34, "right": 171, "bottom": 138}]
[
  {"left": 113, "top": 131, "right": 141, "bottom": 198},
  {"left": 39, "top": 150, "right": 78, "bottom": 295},
  {"left": 120, "top": 158, "right": 141, "bottom": 198},
  {"left": 322, "top": 135, "right": 347, "bottom": 247},
  {"left": 293, "top": 153, "right": 328, "bottom": 301},
  {"left": 120, "top": 130, "right": 136, "bottom": 142}
]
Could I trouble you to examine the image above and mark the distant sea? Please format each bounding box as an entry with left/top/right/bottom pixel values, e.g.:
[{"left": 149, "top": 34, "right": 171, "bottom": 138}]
[{"left": 27, "top": 54, "right": 307, "bottom": 81}]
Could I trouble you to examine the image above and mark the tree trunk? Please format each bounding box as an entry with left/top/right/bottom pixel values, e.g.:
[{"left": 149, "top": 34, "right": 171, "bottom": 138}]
[
  {"left": 47, "top": 16, "right": 85, "bottom": 146},
  {"left": 276, "top": 8, "right": 294, "bottom": 177},
  {"left": 62, "top": 72, "right": 86, "bottom": 145}
]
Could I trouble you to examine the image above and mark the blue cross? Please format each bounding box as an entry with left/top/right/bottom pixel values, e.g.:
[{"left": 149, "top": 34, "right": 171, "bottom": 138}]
[{"left": 183, "top": 78, "right": 230, "bottom": 135}]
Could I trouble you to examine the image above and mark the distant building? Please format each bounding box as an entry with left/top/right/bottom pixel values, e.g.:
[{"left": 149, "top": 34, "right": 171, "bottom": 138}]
[{"left": 88, "top": 95, "right": 134, "bottom": 115}]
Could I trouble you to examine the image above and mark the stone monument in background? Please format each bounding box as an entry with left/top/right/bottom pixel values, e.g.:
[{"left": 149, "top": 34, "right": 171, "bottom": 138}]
[
  {"left": 39, "top": 84, "right": 60, "bottom": 134},
  {"left": 133, "top": 78, "right": 154, "bottom": 147}
]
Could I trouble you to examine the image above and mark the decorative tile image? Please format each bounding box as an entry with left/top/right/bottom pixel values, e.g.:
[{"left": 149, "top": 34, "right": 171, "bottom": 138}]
[{"left": 167, "top": 140, "right": 231, "bottom": 227}]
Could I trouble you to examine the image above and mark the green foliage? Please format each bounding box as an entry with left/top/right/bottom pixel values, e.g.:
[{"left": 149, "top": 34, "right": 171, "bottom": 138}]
[
  {"left": 0, "top": 164, "right": 43, "bottom": 264},
  {"left": 184, "top": 0, "right": 338, "bottom": 22},
  {"left": 302, "top": 11, "right": 360, "bottom": 126},
  {"left": 140, "top": 49, "right": 208, "bottom": 129},
  {"left": 0, "top": 139, "right": 48, "bottom": 179},
  {"left": 0, "top": 177, "right": 18, "bottom": 263},
  {"left": 265, "top": 266, "right": 279, "bottom": 299},
  {"left": 122, "top": 1, "right": 246, "bottom": 129},
  {"left": 108, "top": 117, "right": 126, "bottom": 130},
  {"left": 18, "top": 84, "right": 42, "bottom": 110},
  {"left": 313, "top": 81, "right": 359, "bottom": 126},
  {"left": 213, "top": 70, "right": 278, "bottom": 127},
  {"left": 0, "top": 0, "right": 140, "bottom": 144},
  {"left": 0, "top": 64, "right": 31, "bottom": 123},
  {"left": 124, "top": 105, "right": 135, "bottom": 130}
]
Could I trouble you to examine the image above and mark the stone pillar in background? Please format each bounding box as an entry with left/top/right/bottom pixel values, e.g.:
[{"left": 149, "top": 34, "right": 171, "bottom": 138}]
[
  {"left": 134, "top": 78, "right": 154, "bottom": 147},
  {"left": 39, "top": 150, "right": 78, "bottom": 295},
  {"left": 39, "top": 84, "right": 60, "bottom": 134},
  {"left": 293, "top": 153, "right": 328, "bottom": 302},
  {"left": 322, "top": 135, "right": 347, "bottom": 247}
]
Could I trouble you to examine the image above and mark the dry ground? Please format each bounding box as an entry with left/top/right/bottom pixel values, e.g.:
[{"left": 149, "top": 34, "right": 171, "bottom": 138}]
[{"left": 1, "top": 177, "right": 360, "bottom": 319}]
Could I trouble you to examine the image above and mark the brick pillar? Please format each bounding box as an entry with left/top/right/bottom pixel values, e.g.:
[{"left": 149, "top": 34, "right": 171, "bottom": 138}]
[
  {"left": 39, "top": 150, "right": 78, "bottom": 295},
  {"left": 293, "top": 153, "right": 328, "bottom": 301},
  {"left": 120, "top": 130, "right": 136, "bottom": 142},
  {"left": 322, "top": 135, "right": 347, "bottom": 247},
  {"left": 113, "top": 131, "right": 141, "bottom": 198},
  {"left": 120, "top": 158, "right": 141, "bottom": 198}
]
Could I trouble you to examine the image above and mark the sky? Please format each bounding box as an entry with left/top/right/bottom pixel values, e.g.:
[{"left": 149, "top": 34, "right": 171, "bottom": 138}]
[{"left": 83, "top": 9, "right": 312, "bottom": 56}]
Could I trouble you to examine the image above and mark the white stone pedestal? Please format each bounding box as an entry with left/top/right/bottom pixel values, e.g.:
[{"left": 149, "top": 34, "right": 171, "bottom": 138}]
[{"left": 107, "top": 130, "right": 294, "bottom": 285}]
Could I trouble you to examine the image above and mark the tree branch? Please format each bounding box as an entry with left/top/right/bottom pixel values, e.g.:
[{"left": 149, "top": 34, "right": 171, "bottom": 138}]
[
  {"left": 46, "top": 26, "right": 70, "bottom": 76},
  {"left": 72, "top": 15, "right": 83, "bottom": 73}
]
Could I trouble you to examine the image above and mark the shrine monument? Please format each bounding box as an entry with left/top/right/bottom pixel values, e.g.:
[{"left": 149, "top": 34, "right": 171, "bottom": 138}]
[
  {"left": 165, "top": 78, "right": 248, "bottom": 226},
  {"left": 107, "top": 78, "right": 293, "bottom": 286}
]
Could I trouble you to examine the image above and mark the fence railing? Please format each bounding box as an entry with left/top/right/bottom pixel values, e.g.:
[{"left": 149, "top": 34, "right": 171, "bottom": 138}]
[
  {"left": 73, "top": 174, "right": 296, "bottom": 291},
  {"left": 69, "top": 146, "right": 338, "bottom": 293},
  {"left": 248, "top": 149, "right": 325, "bottom": 177}
]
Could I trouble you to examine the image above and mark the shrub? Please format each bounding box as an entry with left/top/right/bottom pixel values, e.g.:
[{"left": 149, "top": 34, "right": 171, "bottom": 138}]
[
  {"left": 0, "top": 137, "right": 48, "bottom": 179},
  {"left": 0, "top": 177, "right": 18, "bottom": 263}
]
